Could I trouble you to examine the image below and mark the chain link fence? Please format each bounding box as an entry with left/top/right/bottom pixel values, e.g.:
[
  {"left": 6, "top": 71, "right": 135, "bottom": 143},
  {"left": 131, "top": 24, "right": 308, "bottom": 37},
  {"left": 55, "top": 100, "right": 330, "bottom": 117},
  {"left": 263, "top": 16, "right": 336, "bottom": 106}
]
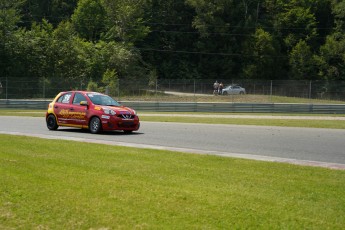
[{"left": 0, "top": 77, "right": 345, "bottom": 103}]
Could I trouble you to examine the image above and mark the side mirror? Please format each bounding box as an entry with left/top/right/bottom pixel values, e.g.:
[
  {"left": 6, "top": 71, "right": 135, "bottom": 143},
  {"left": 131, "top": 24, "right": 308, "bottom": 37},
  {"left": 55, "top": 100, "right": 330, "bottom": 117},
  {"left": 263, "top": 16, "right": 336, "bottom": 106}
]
[{"left": 80, "top": 101, "right": 88, "bottom": 106}]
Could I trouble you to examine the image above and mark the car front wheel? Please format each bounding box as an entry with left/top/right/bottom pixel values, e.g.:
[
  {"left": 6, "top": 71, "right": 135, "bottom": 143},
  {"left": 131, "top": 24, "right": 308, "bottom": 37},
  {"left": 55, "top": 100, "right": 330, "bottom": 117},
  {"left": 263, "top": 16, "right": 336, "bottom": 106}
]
[
  {"left": 46, "top": 114, "right": 58, "bottom": 130},
  {"left": 89, "top": 117, "right": 102, "bottom": 134}
]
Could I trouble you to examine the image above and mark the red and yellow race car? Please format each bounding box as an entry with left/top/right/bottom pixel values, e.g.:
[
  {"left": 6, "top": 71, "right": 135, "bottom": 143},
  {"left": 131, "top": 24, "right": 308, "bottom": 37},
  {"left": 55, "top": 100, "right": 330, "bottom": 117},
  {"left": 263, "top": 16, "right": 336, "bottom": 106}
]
[{"left": 46, "top": 91, "right": 140, "bottom": 134}]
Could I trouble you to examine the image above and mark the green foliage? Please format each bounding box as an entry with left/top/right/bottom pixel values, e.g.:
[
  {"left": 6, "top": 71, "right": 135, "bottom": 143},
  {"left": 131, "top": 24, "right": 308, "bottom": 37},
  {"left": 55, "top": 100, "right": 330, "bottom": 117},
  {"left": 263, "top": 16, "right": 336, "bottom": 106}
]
[
  {"left": 148, "top": 68, "right": 158, "bottom": 88},
  {"left": 0, "top": 0, "right": 22, "bottom": 76},
  {"left": 21, "top": 0, "right": 78, "bottom": 27},
  {"left": 71, "top": 0, "right": 106, "bottom": 41},
  {"left": 1, "top": 0, "right": 345, "bottom": 98},
  {"left": 316, "top": 1, "right": 345, "bottom": 83},
  {"left": 289, "top": 40, "right": 318, "bottom": 80},
  {"left": 243, "top": 28, "right": 281, "bottom": 79},
  {"left": 52, "top": 21, "right": 91, "bottom": 90},
  {"left": 102, "top": 69, "right": 118, "bottom": 96},
  {"left": 87, "top": 80, "right": 98, "bottom": 92},
  {"left": 101, "top": 0, "right": 150, "bottom": 44},
  {"left": 278, "top": 7, "right": 318, "bottom": 49},
  {"left": 0, "top": 0, "right": 21, "bottom": 34}
]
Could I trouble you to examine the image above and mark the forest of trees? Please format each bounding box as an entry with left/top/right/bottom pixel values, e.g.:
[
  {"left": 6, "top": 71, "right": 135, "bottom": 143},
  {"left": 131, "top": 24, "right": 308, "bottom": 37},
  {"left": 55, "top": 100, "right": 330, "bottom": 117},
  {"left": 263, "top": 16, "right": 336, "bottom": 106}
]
[{"left": 1, "top": 0, "right": 345, "bottom": 97}]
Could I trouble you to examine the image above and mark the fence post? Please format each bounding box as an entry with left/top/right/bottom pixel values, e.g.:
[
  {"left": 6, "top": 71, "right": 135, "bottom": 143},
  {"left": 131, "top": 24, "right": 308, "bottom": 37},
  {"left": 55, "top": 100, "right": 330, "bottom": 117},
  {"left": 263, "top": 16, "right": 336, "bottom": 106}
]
[
  {"left": 43, "top": 78, "right": 45, "bottom": 99},
  {"left": 155, "top": 79, "right": 158, "bottom": 102},
  {"left": 194, "top": 80, "right": 196, "bottom": 96},
  {"left": 309, "top": 80, "right": 312, "bottom": 100},
  {"left": 117, "top": 78, "right": 120, "bottom": 100},
  {"left": 6, "top": 77, "right": 8, "bottom": 100},
  {"left": 270, "top": 80, "right": 273, "bottom": 103},
  {"left": 231, "top": 79, "right": 234, "bottom": 103}
]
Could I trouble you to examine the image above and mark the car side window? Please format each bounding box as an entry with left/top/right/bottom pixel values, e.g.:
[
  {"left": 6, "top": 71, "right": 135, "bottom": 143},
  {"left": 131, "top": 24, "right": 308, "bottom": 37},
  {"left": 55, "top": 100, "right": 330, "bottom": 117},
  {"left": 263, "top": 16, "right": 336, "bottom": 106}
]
[
  {"left": 57, "top": 93, "right": 72, "bottom": 104},
  {"left": 73, "top": 93, "right": 86, "bottom": 105}
]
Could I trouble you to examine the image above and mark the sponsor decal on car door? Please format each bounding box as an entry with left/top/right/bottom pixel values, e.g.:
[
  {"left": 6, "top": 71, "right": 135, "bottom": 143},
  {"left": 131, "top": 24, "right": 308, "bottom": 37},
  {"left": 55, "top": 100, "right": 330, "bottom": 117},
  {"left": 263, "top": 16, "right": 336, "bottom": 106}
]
[
  {"left": 68, "top": 93, "right": 88, "bottom": 127},
  {"left": 54, "top": 92, "right": 73, "bottom": 125},
  {"left": 54, "top": 92, "right": 87, "bottom": 127}
]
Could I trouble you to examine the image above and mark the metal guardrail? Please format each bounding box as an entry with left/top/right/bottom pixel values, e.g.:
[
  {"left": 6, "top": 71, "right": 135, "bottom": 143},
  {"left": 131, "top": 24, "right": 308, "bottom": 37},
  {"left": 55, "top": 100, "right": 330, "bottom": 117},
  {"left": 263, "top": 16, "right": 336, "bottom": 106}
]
[
  {"left": 0, "top": 99, "right": 345, "bottom": 114},
  {"left": 0, "top": 99, "right": 51, "bottom": 110}
]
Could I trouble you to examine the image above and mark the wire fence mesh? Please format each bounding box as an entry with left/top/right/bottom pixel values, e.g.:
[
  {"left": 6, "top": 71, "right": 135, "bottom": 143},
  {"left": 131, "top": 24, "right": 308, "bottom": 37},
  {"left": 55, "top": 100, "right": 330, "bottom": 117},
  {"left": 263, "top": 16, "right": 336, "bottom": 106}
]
[{"left": 0, "top": 77, "right": 345, "bottom": 103}]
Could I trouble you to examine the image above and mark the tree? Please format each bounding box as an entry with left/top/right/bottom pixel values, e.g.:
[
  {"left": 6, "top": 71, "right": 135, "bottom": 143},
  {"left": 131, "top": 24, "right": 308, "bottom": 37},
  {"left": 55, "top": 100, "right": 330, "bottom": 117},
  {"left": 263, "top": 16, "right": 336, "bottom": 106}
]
[
  {"left": 97, "top": 41, "right": 147, "bottom": 81},
  {"left": 102, "top": 69, "right": 118, "bottom": 96},
  {"left": 21, "top": 0, "right": 78, "bottom": 27},
  {"left": 14, "top": 19, "right": 56, "bottom": 97},
  {"left": 71, "top": 0, "right": 106, "bottom": 42},
  {"left": 185, "top": 0, "right": 262, "bottom": 80},
  {"left": 0, "top": 0, "right": 22, "bottom": 78},
  {"left": 140, "top": 0, "right": 198, "bottom": 79},
  {"left": 318, "top": 1, "right": 345, "bottom": 81},
  {"left": 289, "top": 40, "right": 318, "bottom": 80},
  {"left": 243, "top": 28, "right": 281, "bottom": 79},
  {"left": 50, "top": 21, "right": 93, "bottom": 92},
  {"left": 101, "top": 0, "right": 150, "bottom": 44}
]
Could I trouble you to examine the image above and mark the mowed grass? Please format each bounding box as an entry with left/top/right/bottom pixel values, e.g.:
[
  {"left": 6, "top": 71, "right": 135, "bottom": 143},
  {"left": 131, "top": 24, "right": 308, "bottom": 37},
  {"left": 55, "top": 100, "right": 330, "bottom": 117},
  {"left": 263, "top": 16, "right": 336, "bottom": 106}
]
[
  {"left": 140, "top": 115, "right": 345, "bottom": 129},
  {"left": 0, "top": 109, "right": 45, "bottom": 117},
  {"left": 1, "top": 109, "right": 345, "bottom": 129},
  {"left": 1, "top": 135, "right": 345, "bottom": 229}
]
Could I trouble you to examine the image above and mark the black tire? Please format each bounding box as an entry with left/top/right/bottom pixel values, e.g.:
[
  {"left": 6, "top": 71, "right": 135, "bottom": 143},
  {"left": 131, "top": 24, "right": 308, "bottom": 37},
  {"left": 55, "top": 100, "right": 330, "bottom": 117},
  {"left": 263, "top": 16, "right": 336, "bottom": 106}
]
[
  {"left": 123, "top": 130, "right": 133, "bottom": 134},
  {"left": 240, "top": 91, "right": 244, "bottom": 95},
  {"left": 89, "top": 117, "right": 102, "bottom": 134},
  {"left": 46, "top": 114, "right": 58, "bottom": 130},
  {"left": 223, "top": 91, "right": 228, "bottom": 95}
]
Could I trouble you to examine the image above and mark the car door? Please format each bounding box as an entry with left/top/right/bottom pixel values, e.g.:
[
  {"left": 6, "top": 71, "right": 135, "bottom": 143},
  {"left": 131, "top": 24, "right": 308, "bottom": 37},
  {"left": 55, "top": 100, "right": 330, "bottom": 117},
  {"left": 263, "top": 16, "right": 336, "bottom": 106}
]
[
  {"left": 54, "top": 92, "right": 74, "bottom": 125},
  {"left": 69, "top": 92, "right": 88, "bottom": 127},
  {"left": 228, "top": 86, "right": 236, "bottom": 95},
  {"left": 232, "top": 86, "right": 241, "bottom": 94}
]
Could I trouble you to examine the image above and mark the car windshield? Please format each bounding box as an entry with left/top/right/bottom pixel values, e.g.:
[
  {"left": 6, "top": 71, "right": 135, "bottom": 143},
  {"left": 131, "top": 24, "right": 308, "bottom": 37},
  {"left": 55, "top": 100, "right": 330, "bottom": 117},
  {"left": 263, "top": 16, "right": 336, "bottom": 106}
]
[{"left": 87, "top": 93, "right": 121, "bottom": 106}]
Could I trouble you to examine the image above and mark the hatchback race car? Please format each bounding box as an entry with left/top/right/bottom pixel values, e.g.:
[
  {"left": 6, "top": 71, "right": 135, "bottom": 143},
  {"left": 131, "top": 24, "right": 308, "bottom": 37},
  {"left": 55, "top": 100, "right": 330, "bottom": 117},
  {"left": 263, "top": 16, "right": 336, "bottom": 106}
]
[{"left": 46, "top": 91, "right": 140, "bottom": 134}]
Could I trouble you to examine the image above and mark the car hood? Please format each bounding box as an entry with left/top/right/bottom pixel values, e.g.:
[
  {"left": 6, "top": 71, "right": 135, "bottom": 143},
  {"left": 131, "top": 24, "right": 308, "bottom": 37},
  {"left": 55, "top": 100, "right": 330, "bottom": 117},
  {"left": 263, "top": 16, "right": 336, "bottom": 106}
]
[{"left": 103, "top": 105, "right": 136, "bottom": 115}]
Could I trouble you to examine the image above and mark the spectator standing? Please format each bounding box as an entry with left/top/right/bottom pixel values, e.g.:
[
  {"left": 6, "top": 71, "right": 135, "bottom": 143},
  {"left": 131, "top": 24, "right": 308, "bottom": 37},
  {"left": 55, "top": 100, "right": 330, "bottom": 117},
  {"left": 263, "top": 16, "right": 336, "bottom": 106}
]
[
  {"left": 213, "top": 81, "right": 219, "bottom": 95},
  {"left": 218, "top": 82, "right": 224, "bottom": 95}
]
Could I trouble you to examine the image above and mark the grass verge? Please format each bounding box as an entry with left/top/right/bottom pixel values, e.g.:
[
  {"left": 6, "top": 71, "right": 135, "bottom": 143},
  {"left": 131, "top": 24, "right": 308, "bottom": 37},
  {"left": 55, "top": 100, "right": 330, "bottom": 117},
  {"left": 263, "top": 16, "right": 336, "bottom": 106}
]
[
  {"left": 0, "top": 109, "right": 45, "bottom": 117},
  {"left": 120, "top": 94, "right": 345, "bottom": 104},
  {"left": 1, "top": 134, "right": 345, "bottom": 229},
  {"left": 140, "top": 116, "right": 345, "bottom": 129},
  {"left": 0, "top": 109, "right": 345, "bottom": 129}
]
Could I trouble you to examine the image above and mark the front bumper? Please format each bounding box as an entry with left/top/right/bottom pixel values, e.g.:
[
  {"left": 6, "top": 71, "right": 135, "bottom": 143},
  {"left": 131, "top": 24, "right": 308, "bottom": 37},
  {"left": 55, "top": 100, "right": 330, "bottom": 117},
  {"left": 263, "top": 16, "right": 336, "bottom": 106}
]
[{"left": 101, "top": 115, "right": 140, "bottom": 131}]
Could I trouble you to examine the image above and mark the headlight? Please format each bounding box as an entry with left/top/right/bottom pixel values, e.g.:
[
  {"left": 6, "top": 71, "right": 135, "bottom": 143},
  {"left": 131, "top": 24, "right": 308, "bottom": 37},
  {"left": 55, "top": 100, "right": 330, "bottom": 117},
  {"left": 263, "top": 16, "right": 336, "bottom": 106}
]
[
  {"left": 103, "top": 108, "right": 116, "bottom": 115},
  {"left": 132, "top": 109, "right": 137, "bottom": 115}
]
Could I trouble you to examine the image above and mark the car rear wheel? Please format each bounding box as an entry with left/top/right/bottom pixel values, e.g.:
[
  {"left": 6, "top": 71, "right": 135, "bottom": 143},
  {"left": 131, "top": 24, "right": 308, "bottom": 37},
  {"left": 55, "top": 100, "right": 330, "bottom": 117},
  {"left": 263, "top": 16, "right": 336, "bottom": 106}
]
[
  {"left": 240, "top": 91, "right": 244, "bottom": 95},
  {"left": 223, "top": 91, "right": 228, "bottom": 95},
  {"left": 89, "top": 117, "right": 102, "bottom": 134},
  {"left": 46, "top": 114, "right": 58, "bottom": 130}
]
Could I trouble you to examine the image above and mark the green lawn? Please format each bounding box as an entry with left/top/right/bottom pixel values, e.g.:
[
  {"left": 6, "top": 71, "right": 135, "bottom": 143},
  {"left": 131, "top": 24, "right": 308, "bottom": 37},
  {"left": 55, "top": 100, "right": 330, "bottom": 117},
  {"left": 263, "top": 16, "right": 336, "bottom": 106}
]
[
  {"left": 1, "top": 109, "right": 345, "bottom": 129},
  {"left": 120, "top": 94, "right": 345, "bottom": 104},
  {"left": 140, "top": 115, "right": 345, "bottom": 129},
  {"left": 1, "top": 134, "right": 345, "bottom": 229}
]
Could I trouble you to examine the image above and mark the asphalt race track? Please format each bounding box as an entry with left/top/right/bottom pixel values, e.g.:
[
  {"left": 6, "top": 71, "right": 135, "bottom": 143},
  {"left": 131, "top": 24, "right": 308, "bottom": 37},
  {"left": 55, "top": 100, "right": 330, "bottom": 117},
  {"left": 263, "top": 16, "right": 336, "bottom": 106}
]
[{"left": 1, "top": 116, "right": 345, "bottom": 170}]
